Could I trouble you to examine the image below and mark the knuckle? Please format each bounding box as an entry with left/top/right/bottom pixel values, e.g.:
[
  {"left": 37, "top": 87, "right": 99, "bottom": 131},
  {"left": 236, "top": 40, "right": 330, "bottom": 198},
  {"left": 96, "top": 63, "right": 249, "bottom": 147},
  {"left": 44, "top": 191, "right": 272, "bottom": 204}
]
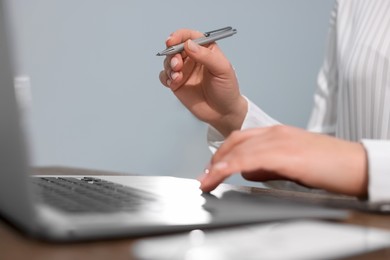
[
  {"left": 227, "top": 161, "right": 244, "bottom": 177},
  {"left": 216, "top": 163, "right": 234, "bottom": 178},
  {"left": 222, "top": 62, "right": 234, "bottom": 73},
  {"left": 163, "top": 58, "right": 170, "bottom": 69},
  {"left": 165, "top": 69, "right": 172, "bottom": 79},
  {"left": 271, "top": 124, "right": 289, "bottom": 135}
]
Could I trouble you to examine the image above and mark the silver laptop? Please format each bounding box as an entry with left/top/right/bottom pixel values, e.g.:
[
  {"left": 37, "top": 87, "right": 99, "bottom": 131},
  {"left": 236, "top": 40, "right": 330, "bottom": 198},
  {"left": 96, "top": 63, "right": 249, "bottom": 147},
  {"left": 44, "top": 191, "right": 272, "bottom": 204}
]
[{"left": 0, "top": 0, "right": 347, "bottom": 242}]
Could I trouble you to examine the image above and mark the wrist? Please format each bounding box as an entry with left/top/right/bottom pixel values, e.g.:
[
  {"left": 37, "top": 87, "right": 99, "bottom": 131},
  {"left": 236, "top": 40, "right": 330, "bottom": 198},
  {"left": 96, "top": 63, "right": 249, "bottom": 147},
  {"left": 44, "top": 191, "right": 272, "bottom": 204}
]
[{"left": 210, "top": 96, "right": 248, "bottom": 137}]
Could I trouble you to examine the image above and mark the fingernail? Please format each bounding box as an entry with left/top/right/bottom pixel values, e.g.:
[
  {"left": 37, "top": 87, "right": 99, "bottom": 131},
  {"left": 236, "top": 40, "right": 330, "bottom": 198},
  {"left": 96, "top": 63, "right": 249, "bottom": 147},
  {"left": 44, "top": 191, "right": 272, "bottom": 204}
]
[
  {"left": 197, "top": 164, "right": 210, "bottom": 181},
  {"left": 203, "top": 162, "right": 211, "bottom": 174},
  {"left": 197, "top": 163, "right": 211, "bottom": 188},
  {"left": 167, "top": 79, "right": 172, "bottom": 86},
  {"left": 187, "top": 39, "right": 199, "bottom": 53},
  {"left": 212, "top": 162, "right": 228, "bottom": 171},
  {"left": 170, "top": 57, "right": 178, "bottom": 69},
  {"left": 171, "top": 71, "right": 179, "bottom": 80},
  {"left": 165, "top": 35, "right": 172, "bottom": 42}
]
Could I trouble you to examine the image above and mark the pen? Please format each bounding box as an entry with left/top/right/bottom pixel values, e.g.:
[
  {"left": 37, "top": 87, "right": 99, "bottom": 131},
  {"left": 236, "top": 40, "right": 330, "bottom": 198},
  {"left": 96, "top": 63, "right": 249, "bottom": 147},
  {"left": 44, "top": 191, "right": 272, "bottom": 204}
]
[{"left": 156, "top": 26, "right": 237, "bottom": 56}]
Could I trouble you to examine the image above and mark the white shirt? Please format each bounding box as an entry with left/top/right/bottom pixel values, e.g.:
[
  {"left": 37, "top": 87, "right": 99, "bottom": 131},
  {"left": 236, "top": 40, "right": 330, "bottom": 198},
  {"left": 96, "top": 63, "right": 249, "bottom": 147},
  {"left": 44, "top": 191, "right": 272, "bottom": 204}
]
[{"left": 208, "top": 0, "right": 390, "bottom": 203}]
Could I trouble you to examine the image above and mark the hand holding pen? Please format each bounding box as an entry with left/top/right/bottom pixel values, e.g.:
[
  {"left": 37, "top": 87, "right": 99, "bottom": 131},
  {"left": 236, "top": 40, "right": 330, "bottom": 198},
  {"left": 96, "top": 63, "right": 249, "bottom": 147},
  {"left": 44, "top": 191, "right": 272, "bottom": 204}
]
[{"left": 158, "top": 27, "right": 248, "bottom": 138}]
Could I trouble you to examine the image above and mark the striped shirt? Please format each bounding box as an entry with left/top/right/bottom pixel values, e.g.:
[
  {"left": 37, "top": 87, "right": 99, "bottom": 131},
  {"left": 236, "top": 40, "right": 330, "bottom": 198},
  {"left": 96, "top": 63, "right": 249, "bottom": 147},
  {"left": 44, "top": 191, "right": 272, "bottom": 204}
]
[{"left": 208, "top": 0, "right": 390, "bottom": 203}]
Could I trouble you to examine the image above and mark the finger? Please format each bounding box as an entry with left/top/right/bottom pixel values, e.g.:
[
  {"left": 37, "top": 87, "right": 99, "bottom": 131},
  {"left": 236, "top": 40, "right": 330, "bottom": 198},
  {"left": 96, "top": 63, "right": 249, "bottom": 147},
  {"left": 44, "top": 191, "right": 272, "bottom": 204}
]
[
  {"left": 170, "top": 57, "right": 196, "bottom": 92},
  {"left": 199, "top": 162, "right": 233, "bottom": 192},
  {"left": 162, "top": 55, "right": 182, "bottom": 81},
  {"left": 202, "top": 135, "right": 286, "bottom": 192},
  {"left": 168, "top": 71, "right": 183, "bottom": 90},
  {"left": 201, "top": 142, "right": 254, "bottom": 192},
  {"left": 164, "top": 54, "right": 183, "bottom": 72},
  {"left": 166, "top": 29, "right": 205, "bottom": 47},
  {"left": 159, "top": 70, "right": 170, "bottom": 87},
  {"left": 163, "top": 56, "right": 171, "bottom": 72},
  {"left": 160, "top": 69, "right": 184, "bottom": 91},
  {"left": 161, "top": 54, "right": 185, "bottom": 90},
  {"left": 212, "top": 128, "right": 269, "bottom": 164},
  {"left": 184, "top": 40, "right": 232, "bottom": 76}
]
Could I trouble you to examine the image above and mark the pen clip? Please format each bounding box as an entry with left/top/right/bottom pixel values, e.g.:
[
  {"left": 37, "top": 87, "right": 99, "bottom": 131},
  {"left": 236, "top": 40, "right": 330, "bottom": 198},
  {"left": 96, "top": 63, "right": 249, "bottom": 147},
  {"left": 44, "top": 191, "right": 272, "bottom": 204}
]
[{"left": 204, "top": 26, "right": 233, "bottom": 37}]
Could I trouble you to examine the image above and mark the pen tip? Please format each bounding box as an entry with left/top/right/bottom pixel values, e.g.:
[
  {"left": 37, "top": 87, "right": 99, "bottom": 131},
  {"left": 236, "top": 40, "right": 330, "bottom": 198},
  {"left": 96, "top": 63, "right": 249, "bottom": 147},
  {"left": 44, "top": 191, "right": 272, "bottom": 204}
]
[{"left": 156, "top": 53, "right": 162, "bottom": 56}]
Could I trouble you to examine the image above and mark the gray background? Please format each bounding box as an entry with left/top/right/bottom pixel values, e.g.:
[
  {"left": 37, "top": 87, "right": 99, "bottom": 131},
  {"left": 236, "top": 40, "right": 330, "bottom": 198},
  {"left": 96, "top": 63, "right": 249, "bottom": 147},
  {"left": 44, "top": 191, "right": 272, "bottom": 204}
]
[{"left": 7, "top": 0, "right": 334, "bottom": 186}]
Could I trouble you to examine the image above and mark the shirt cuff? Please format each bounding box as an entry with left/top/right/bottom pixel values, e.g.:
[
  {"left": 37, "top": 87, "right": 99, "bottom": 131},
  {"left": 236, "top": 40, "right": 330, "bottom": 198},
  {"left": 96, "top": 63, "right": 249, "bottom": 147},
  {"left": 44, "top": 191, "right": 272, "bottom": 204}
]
[
  {"left": 241, "top": 96, "right": 281, "bottom": 129},
  {"left": 361, "top": 139, "right": 390, "bottom": 203},
  {"left": 207, "top": 125, "right": 225, "bottom": 154}
]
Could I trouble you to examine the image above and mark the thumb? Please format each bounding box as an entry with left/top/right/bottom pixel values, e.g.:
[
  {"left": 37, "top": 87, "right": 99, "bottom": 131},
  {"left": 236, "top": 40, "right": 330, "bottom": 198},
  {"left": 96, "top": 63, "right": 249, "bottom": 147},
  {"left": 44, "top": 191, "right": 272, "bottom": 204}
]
[{"left": 184, "top": 39, "right": 231, "bottom": 76}]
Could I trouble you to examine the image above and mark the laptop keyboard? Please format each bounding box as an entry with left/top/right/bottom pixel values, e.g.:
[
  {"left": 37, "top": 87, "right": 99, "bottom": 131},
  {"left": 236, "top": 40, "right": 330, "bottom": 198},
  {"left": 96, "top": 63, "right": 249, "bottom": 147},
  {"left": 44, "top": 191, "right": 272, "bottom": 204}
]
[{"left": 31, "top": 177, "right": 157, "bottom": 213}]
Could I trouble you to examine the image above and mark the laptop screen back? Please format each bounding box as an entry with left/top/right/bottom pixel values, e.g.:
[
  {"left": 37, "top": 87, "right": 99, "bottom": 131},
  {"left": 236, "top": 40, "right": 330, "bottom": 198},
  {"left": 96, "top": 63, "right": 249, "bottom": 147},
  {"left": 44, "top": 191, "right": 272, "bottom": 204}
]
[{"left": 0, "top": 0, "right": 36, "bottom": 230}]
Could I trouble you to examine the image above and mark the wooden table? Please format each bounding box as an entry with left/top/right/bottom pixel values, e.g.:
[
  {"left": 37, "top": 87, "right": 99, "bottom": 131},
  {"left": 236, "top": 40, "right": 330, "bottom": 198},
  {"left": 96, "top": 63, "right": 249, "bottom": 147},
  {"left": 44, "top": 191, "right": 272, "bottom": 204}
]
[{"left": 1, "top": 166, "right": 390, "bottom": 260}]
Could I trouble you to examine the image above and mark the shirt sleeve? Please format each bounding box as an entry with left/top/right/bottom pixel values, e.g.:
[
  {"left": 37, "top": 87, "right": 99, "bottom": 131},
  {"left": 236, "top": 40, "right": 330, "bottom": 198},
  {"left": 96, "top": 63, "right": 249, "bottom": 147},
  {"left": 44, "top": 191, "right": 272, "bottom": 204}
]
[{"left": 306, "top": 1, "right": 338, "bottom": 135}]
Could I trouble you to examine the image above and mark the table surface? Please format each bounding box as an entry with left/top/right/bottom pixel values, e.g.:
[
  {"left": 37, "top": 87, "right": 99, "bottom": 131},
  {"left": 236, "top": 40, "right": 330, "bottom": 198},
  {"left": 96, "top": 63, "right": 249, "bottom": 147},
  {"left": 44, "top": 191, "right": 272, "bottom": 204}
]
[{"left": 1, "top": 166, "right": 390, "bottom": 260}]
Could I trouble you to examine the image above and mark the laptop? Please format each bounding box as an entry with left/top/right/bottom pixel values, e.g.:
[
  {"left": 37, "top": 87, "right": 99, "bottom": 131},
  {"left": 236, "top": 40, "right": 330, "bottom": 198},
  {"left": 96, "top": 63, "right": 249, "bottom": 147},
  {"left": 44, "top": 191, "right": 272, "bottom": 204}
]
[{"left": 0, "top": 0, "right": 347, "bottom": 242}]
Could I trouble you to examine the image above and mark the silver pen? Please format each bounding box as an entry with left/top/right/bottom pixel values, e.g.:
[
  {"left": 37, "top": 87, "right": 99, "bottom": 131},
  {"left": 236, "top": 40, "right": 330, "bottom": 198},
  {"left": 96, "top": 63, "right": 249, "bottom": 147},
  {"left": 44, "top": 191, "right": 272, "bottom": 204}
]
[{"left": 156, "top": 26, "right": 237, "bottom": 56}]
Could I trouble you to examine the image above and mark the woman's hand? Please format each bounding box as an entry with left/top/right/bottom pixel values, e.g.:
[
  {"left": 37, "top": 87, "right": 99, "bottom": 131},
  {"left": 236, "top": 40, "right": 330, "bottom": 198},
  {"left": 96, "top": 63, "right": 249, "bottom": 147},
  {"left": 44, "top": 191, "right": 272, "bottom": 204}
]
[
  {"left": 159, "top": 29, "right": 247, "bottom": 137},
  {"left": 200, "top": 125, "right": 368, "bottom": 197}
]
